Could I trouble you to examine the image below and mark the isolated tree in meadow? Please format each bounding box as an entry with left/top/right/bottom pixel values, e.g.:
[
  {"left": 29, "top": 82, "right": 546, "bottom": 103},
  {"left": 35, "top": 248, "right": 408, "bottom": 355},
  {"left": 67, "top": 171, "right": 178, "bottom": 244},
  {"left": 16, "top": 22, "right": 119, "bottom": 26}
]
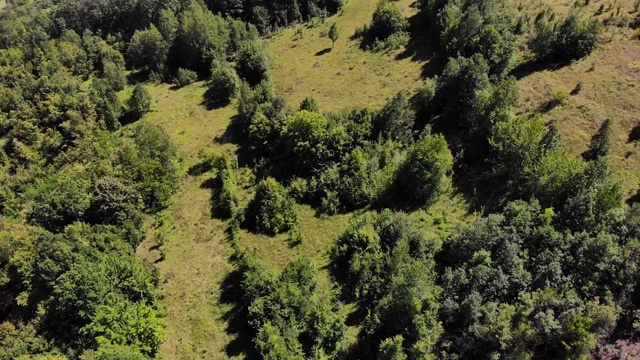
[
  {"left": 585, "top": 118, "right": 613, "bottom": 160},
  {"left": 329, "top": 23, "right": 339, "bottom": 48},
  {"left": 127, "top": 84, "right": 152, "bottom": 119}
]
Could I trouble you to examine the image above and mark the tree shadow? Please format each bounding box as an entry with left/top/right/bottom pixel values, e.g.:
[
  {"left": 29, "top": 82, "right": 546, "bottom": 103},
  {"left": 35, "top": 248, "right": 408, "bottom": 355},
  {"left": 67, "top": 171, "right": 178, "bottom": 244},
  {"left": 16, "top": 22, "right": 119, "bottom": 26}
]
[
  {"left": 628, "top": 124, "right": 640, "bottom": 143},
  {"left": 219, "top": 268, "right": 259, "bottom": 359},
  {"left": 126, "top": 71, "right": 149, "bottom": 86},
  {"left": 395, "top": 12, "right": 446, "bottom": 79},
  {"left": 509, "top": 59, "right": 571, "bottom": 80},
  {"left": 201, "top": 87, "right": 232, "bottom": 110},
  {"left": 216, "top": 115, "right": 256, "bottom": 169},
  {"left": 315, "top": 48, "right": 332, "bottom": 56}
]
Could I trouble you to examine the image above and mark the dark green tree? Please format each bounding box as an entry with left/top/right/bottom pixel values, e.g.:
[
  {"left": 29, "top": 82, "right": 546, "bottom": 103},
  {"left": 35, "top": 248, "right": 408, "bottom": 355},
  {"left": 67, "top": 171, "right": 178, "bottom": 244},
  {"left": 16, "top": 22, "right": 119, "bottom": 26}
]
[{"left": 245, "top": 178, "right": 298, "bottom": 235}]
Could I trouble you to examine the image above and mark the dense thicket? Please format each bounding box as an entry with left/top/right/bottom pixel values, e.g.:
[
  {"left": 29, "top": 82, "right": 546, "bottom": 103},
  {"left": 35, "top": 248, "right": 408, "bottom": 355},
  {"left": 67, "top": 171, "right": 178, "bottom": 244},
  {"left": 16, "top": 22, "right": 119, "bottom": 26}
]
[
  {"left": 0, "top": 1, "right": 180, "bottom": 358},
  {"left": 418, "top": 0, "right": 516, "bottom": 76},
  {"left": 234, "top": 252, "right": 346, "bottom": 358}
]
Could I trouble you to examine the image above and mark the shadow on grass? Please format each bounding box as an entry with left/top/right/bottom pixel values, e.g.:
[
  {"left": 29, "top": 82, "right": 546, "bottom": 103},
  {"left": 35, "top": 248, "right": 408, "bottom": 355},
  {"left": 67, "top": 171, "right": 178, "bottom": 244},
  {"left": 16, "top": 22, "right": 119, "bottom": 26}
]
[
  {"left": 219, "top": 268, "right": 259, "bottom": 359},
  {"left": 628, "top": 124, "right": 640, "bottom": 143},
  {"left": 396, "top": 12, "right": 446, "bottom": 79},
  {"left": 201, "top": 87, "right": 232, "bottom": 110},
  {"left": 315, "top": 47, "right": 332, "bottom": 56},
  {"left": 509, "top": 59, "right": 573, "bottom": 80}
]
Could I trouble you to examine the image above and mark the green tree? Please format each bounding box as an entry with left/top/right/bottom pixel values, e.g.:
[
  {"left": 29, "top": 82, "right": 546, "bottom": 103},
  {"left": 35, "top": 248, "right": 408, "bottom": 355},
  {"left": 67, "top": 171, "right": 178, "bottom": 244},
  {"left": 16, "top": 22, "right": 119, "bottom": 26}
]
[
  {"left": 329, "top": 23, "right": 339, "bottom": 48},
  {"left": 235, "top": 41, "right": 270, "bottom": 86},
  {"left": 127, "top": 25, "right": 169, "bottom": 73},
  {"left": 29, "top": 176, "right": 91, "bottom": 233},
  {"left": 127, "top": 84, "right": 152, "bottom": 120},
  {"left": 207, "top": 63, "right": 239, "bottom": 105},
  {"left": 379, "top": 336, "right": 407, "bottom": 360},
  {"left": 175, "top": 3, "right": 229, "bottom": 74},
  {"left": 585, "top": 118, "right": 613, "bottom": 160},
  {"left": 395, "top": 133, "right": 453, "bottom": 207},
  {"left": 245, "top": 178, "right": 297, "bottom": 235},
  {"left": 299, "top": 97, "right": 319, "bottom": 112}
]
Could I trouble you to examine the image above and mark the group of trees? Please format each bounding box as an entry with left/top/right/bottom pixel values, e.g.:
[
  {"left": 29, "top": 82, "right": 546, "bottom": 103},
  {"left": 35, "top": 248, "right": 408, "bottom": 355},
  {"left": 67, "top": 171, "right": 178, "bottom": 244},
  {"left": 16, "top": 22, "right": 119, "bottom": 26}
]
[
  {"left": 235, "top": 86, "right": 455, "bottom": 214},
  {"left": 0, "top": 0, "right": 181, "bottom": 358},
  {"left": 355, "top": 0, "right": 409, "bottom": 51},
  {"left": 234, "top": 252, "right": 346, "bottom": 358}
]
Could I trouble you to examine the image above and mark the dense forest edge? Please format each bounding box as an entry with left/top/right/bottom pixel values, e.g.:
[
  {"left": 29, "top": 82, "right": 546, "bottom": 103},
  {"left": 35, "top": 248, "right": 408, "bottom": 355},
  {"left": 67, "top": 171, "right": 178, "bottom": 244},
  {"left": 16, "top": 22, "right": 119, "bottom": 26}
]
[{"left": 1, "top": 0, "right": 640, "bottom": 359}]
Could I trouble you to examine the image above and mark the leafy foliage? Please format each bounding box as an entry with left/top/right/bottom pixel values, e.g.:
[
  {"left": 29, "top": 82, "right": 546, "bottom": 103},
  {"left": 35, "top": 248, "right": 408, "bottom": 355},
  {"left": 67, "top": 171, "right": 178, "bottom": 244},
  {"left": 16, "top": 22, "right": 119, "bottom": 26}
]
[
  {"left": 530, "top": 13, "right": 602, "bottom": 63},
  {"left": 245, "top": 178, "right": 298, "bottom": 235}
]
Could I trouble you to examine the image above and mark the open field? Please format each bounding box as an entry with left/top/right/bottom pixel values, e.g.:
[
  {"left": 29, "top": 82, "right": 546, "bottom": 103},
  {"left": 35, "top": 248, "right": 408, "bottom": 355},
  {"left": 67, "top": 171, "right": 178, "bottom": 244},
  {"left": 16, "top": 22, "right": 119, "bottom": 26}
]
[{"left": 266, "top": 0, "right": 434, "bottom": 112}]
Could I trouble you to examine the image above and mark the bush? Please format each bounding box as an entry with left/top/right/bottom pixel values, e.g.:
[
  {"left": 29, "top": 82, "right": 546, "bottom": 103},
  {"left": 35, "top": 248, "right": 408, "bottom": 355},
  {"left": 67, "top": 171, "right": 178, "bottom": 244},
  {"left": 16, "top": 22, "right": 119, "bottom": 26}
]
[
  {"left": 127, "top": 84, "right": 152, "bottom": 120},
  {"left": 357, "top": 1, "right": 409, "bottom": 51},
  {"left": 395, "top": 133, "right": 453, "bottom": 206},
  {"left": 213, "top": 168, "right": 239, "bottom": 219},
  {"left": 127, "top": 25, "right": 169, "bottom": 72},
  {"left": 29, "top": 176, "right": 92, "bottom": 232},
  {"left": 235, "top": 41, "right": 270, "bottom": 86},
  {"left": 530, "top": 14, "right": 601, "bottom": 63},
  {"left": 207, "top": 63, "right": 239, "bottom": 105},
  {"left": 245, "top": 178, "right": 297, "bottom": 235},
  {"left": 174, "top": 68, "right": 198, "bottom": 87}
]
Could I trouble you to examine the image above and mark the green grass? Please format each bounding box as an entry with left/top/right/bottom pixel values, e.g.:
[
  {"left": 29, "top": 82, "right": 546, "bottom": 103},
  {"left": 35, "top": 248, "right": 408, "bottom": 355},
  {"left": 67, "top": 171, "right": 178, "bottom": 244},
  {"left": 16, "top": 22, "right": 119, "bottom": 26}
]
[
  {"left": 508, "top": 0, "right": 640, "bottom": 197},
  {"left": 266, "top": 0, "right": 434, "bottom": 112}
]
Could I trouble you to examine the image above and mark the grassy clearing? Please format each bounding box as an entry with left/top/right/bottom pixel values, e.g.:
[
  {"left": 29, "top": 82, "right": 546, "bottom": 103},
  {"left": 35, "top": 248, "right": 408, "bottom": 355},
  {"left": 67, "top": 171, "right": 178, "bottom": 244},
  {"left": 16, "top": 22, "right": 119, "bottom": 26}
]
[
  {"left": 509, "top": 0, "right": 640, "bottom": 196},
  {"left": 135, "top": 82, "right": 241, "bottom": 359},
  {"left": 266, "top": 0, "right": 435, "bottom": 111}
]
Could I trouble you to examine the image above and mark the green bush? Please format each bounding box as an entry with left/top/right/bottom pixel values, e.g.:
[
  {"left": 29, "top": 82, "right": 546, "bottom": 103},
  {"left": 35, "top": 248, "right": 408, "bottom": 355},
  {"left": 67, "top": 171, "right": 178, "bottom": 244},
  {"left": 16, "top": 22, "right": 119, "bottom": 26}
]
[
  {"left": 213, "top": 168, "right": 239, "bottom": 219},
  {"left": 530, "top": 14, "right": 601, "bottom": 63},
  {"left": 207, "top": 63, "right": 239, "bottom": 105},
  {"left": 29, "top": 176, "right": 92, "bottom": 233},
  {"left": 395, "top": 133, "right": 453, "bottom": 206},
  {"left": 245, "top": 178, "right": 297, "bottom": 235},
  {"left": 235, "top": 41, "right": 270, "bottom": 86},
  {"left": 127, "top": 84, "right": 152, "bottom": 120},
  {"left": 174, "top": 68, "right": 198, "bottom": 87},
  {"left": 127, "top": 25, "right": 168, "bottom": 72}
]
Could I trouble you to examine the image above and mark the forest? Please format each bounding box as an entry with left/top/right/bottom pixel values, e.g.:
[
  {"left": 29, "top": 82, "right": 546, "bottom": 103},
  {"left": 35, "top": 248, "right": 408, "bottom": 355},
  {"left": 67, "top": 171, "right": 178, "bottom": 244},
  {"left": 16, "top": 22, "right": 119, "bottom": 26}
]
[{"left": 0, "top": 0, "right": 639, "bottom": 358}]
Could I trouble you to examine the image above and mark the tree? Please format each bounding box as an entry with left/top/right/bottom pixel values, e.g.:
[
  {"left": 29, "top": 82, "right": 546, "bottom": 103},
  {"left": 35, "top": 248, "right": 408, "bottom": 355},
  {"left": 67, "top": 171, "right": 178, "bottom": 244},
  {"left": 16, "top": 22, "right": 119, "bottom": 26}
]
[
  {"left": 174, "top": 3, "right": 229, "bottom": 74},
  {"left": 299, "top": 97, "right": 319, "bottom": 112},
  {"left": 329, "top": 23, "right": 339, "bottom": 48},
  {"left": 127, "top": 25, "right": 169, "bottom": 73},
  {"left": 235, "top": 41, "right": 270, "bottom": 86},
  {"left": 375, "top": 91, "right": 415, "bottom": 145},
  {"left": 395, "top": 133, "right": 453, "bottom": 207},
  {"left": 29, "top": 176, "right": 91, "bottom": 233},
  {"left": 245, "top": 178, "right": 297, "bottom": 235},
  {"left": 207, "top": 63, "right": 239, "bottom": 106},
  {"left": 127, "top": 84, "right": 152, "bottom": 120},
  {"left": 584, "top": 118, "right": 613, "bottom": 160}
]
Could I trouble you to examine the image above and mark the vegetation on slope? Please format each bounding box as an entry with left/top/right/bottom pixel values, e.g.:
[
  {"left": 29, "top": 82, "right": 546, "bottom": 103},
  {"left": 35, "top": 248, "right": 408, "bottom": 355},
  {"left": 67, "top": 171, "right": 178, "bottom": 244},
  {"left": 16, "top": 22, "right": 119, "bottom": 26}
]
[{"left": 1, "top": 0, "right": 640, "bottom": 358}]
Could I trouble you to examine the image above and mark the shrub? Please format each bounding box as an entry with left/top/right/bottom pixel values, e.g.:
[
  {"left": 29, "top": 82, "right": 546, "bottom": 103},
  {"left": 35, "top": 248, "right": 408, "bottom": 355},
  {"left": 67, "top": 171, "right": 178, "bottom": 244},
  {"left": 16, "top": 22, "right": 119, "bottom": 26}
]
[
  {"left": 245, "top": 178, "right": 297, "bottom": 235},
  {"left": 174, "top": 68, "right": 198, "bottom": 87},
  {"left": 127, "top": 25, "right": 169, "bottom": 72},
  {"left": 357, "top": 1, "right": 409, "bottom": 51},
  {"left": 235, "top": 41, "right": 270, "bottom": 86},
  {"left": 127, "top": 84, "right": 152, "bottom": 120},
  {"left": 530, "top": 14, "right": 601, "bottom": 63},
  {"left": 207, "top": 63, "right": 239, "bottom": 105},
  {"left": 213, "top": 168, "right": 239, "bottom": 219},
  {"left": 29, "top": 176, "right": 91, "bottom": 232},
  {"left": 395, "top": 133, "right": 453, "bottom": 206}
]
